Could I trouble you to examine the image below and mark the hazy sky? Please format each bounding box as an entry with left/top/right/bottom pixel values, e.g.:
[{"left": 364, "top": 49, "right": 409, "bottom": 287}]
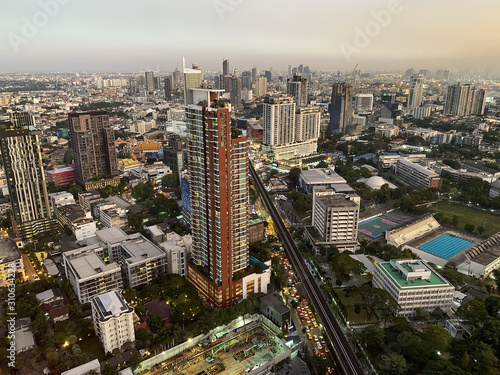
[{"left": 1, "top": 0, "right": 499, "bottom": 73}]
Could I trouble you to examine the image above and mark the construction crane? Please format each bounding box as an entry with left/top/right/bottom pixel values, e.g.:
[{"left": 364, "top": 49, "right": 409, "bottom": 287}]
[
  {"left": 207, "top": 342, "right": 226, "bottom": 363},
  {"left": 350, "top": 63, "right": 359, "bottom": 89}
]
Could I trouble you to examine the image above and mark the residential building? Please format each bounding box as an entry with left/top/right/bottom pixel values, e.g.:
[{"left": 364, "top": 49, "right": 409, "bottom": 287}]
[
  {"left": 286, "top": 74, "right": 308, "bottom": 105},
  {"left": 54, "top": 204, "right": 97, "bottom": 241},
  {"left": 444, "top": 83, "right": 487, "bottom": 116},
  {"left": 373, "top": 259, "right": 455, "bottom": 317},
  {"left": 353, "top": 93, "right": 373, "bottom": 112},
  {"left": 145, "top": 71, "right": 155, "bottom": 94},
  {"left": 0, "top": 238, "right": 23, "bottom": 286},
  {"left": 63, "top": 247, "right": 122, "bottom": 304},
  {"left": 164, "top": 76, "right": 172, "bottom": 99},
  {"left": 298, "top": 166, "right": 348, "bottom": 194},
  {"left": 253, "top": 77, "right": 268, "bottom": 97},
  {"left": 186, "top": 88, "right": 251, "bottom": 308},
  {"left": 0, "top": 112, "right": 57, "bottom": 240},
  {"left": 328, "top": 82, "right": 353, "bottom": 134},
  {"left": 395, "top": 159, "right": 442, "bottom": 189},
  {"left": 248, "top": 217, "right": 265, "bottom": 243},
  {"left": 68, "top": 111, "right": 119, "bottom": 190},
  {"left": 407, "top": 74, "right": 424, "bottom": 110},
  {"left": 222, "top": 59, "right": 229, "bottom": 75},
  {"left": 263, "top": 95, "right": 296, "bottom": 150},
  {"left": 49, "top": 191, "right": 76, "bottom": 208},
  {"left": 15, "top": 318, "right": 36, "bottom": 353},
  {"left": 230, "top": 76, "right": 242, "bottom": 109},
  {"left": 295, "top": 106, "right": 321, "bottom": 143},
  {"left": 305, "top": 189, "right": 360, "bottom": 252},
  {"left": 91, "top": 291, "right": 135, "bottom": 354},
  {"left": 46, "top": 166, "right": 76, "bottom": 187},
  {"left": 159, "top": 240, "right": 187, "bottom": 277},
  {"left": 78, "top": 190, "right": 103, "bottom": 211},
  {"left": 183, "top": 59, "right": 203, "bottom": 106}
]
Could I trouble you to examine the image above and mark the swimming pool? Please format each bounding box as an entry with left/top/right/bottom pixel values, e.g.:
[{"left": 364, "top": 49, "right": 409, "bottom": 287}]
[{"left": 419, "top": 233, "right": 473, "bottom": 259}]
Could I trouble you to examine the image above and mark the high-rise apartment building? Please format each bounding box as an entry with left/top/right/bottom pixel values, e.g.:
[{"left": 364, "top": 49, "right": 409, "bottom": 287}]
[
  {"left": 223, "top": 59, "right": 230, "bottom": 75},
  {"left": 0, "top": 112, "right": 57, "bottom": 239},
  {"left": 253, "top": 77, "right": 268, "bottom": 97},
  {"left": 444, "top": 83, "right": 487, "bottom": 116},
  {"left": 286, "top": 73, "right": 308, "bottom": 105},
  {"left": 353, "top": 93, "right": 374, "bottom": 112},
  {"left": 230, "top": 76, "right": 242, "bottom": 109},
  {"left": 186, "top": 88, "right": 249, "bottom": 308},
  {"left": 241, "top": 71, "right": 252, "bottom": 90},
  {"left": 251, "top": 67, "right": 258, "bottom": 83},
  {"left": 328, "top": 82, "right": 353, "bottom": 134},
  {"left": 164, "top": 76, "right": 172, "bottom": 99},
  {"left": 295, "top": 106, "right": 321, "bottom": 142},
  {"left": 183, "top": 59, "right": 203, "bottom": 105},
  {"left": 172, "top": 68, "right": 181, "bottom": 89},
  {"left": 68, "top": 111, "right": 119, "bottom": 190},
  {"left": 263, "top": 96, "right": 296, "bottom": 148},
  {"left": 407, "top": 74, "right": 424, "bottom": 110},
  {"left": 145, "top": 71, "right": 155, "bottom": 94}
]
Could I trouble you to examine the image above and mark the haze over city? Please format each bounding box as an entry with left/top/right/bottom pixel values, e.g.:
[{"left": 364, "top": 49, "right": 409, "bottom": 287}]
[{"left": 1, "top": 0, "right": 499, "bottom": 73}]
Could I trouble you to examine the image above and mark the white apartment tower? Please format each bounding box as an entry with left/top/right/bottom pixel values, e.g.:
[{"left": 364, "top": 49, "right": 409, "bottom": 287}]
[{"left": 407, "top": 74, "right": 424, "bottom": 110}]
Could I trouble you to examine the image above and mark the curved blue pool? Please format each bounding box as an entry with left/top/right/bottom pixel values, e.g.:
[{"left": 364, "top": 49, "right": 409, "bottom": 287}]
[{"left": 419, "top": 233, "right": 473, "bottom": 259}]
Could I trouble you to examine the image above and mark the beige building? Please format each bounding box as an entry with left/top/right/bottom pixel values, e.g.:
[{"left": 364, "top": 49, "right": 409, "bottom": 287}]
[{"left": 91, "top": 291, "right": 135, "bottom": 354}]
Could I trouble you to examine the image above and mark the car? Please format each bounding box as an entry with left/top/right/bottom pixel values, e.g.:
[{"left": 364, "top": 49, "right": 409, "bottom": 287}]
[
  {"left": 313, "top": 335, "right": 318, "bottom": 342},
  {"left": 317, "top": 343, "right": 323, "bottom": 350},
  {"left": 305, "top": 326, "right": 310, "bottom": 332},
  {"left": 307, "top": 333, "right": 312, "bottom": 340},
  {"left": 313, "top": 321, "right": 318, "bottom": 328}
]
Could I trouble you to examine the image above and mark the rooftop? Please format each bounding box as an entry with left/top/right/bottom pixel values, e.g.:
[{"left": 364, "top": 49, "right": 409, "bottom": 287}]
[
  {"left": 96, "top": 226, "right": 129, "bottom": 244},
  {"left": 61, "top": 359, "right": 100, "bottom": 375},
  {"left": 300, "top": 167, "right": 347, "bottom": 185},
  {"left": 64, "top": 246, "right": 120, "bottom": 280},
  {"left": 121, "top": 235, "right": 165, "bottom": 263},
  {"left": 260, "top": 293, "right": 289, "bottom": 315},
  {"left": 378, "top": 260, "right": 451, "bottom": 289},
  {"left": 93, "top": 290, "right": 131, "bottom": 320},
  {"left": 398, "top": 159, "right": 439, "bottom": 177},
  {"left": 0, "top": 237, "right": 21, "bottom": 264}
]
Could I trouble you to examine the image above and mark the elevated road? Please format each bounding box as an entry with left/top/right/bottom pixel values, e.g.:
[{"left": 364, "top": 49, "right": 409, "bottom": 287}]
[{"left": 249, "top": 162, "right": 366, "bottom": 375}]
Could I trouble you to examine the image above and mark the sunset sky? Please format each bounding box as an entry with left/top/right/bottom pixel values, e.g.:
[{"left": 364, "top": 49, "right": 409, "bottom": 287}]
[{"left": 1, "top": 0, "right": 498, "bottom": 73}]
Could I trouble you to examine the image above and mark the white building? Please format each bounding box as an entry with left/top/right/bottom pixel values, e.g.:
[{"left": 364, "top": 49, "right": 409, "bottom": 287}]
[
  {"left": 395, "top": 159, "right": 441, "bottom": 189},
  {"left": 457, "top": 233, "right": 500, "bottom": 278},
  {"left": 61, "top": 359, "right": 101, "bottom": 375},
  {"left": 91, "top": 291, "right": 135, "bottom": 354},
  {"left": 160, "top": 241, "right": 187, "bottom": 277},
  {"left": 298, "top": 166, "right": 348, "bottom": 194},
  {"left": 373, "top": 259, "right": 455, "bottom": 317},
  {"left": 353, "top": 93, "right": 373, "bottom": 112},
  {"left": 63, "top": 246, "right": 123, "bottom": 304},
  {"left": 49, "top": 191, "right": 76, "bottom": 208}
]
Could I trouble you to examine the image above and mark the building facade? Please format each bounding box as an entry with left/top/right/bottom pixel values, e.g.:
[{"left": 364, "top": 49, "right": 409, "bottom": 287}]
[
  {"left": 396, "top": 159, "right": 442, "bottom": 189},
  {"left": 373, "top": 259, "right": 455, "bottom": 316},
  {"left": 328, "top": 82, "right": 353, "bottom": 134},
  {"left": 0, "top": 112, "right": 57, "bottom": 240},
  {"left": 91, "top": 291, "right": 135, "bottom": 354},
  {"left": 68, "top": 111, "right": 119, "bottom": 189},
  {"left": 407, "top": 74, "right": 424, "bottom": 110},
  {"left": 186, "top": 88, "right": 250, "bottom": 308}
]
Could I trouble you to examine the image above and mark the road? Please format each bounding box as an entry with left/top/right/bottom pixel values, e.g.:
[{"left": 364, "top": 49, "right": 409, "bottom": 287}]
[
  {"left": 22, "top": 254, "right": 36, "bottom": 280},
  {"left": 249, "top": 162, "right": 367, "bottom": 375}
]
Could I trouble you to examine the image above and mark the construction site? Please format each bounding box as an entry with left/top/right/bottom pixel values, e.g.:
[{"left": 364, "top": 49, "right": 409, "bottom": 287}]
[{"left": 144, "top": 315, "right": 291, "bottom": 375}]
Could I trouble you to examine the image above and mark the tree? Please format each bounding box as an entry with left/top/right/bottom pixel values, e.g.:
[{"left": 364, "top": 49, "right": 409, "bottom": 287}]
[
  {"left": 422, "top": 325, "right": 452, "bottom": 352},
  {"left": 288, "top": 167, "right": 302, "bottom": 187},
  {"left": 63, "top": 148, "right": 73, "bottom": 164},
  {"left": 135, "top": 327, "right": 150, "bottom": 342},
  {"left": 377, "top": 353, "right": 407, "bottom": 375},
  {"left": 131, "top": 182, "right": 156, "bottom": 202},
  {"left": 355, "top": 286, "right": 399, "bottom": 320},
  {"left": 102, "top": 364, "right": 118, "bottom": 375},
  {"left": 68, "top": 184, "right": 83, "bottom": 200},
  {"left": 415, "top": 307, "right": 431, "bottom": 321},
  {"left": 477, "top": 226, "right": 485, "bottom": 236},
  {"left": 456, "top": 298, "right": 489, "bottom": 327},
  {"left": 359, "top": 325, "right": 385, "bottom": 355},
  {"left": 330, "top": 253, "right": 366, "bottom": 281},
  {"left": 161, "top": 173, "right": 180, "bottom": 189},
  {"left": 464, "top": 223, "right": 475, "bottom": 233},
  {"left": 421, "top": 358, "right": 468, "bottom": 375},
  {"left": 46, "top": 348, "right": 59, "bottom": 369},
  {"left": 146, "top": 315, "right": 164, "bottom": 334},
  {"left": 485, "top": 295, "right": 500, "bottom": 317},
  {"left": 128, "top": 352, "right": 142, "bottom": 370},
  {"left": 452, "top": 215, "right": 459, "bottom": 227}
]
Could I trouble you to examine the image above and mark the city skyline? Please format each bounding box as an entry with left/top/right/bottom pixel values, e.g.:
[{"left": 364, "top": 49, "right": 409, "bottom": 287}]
[{"left": 1, "top": 0, "right": 499, "bottom": 73}]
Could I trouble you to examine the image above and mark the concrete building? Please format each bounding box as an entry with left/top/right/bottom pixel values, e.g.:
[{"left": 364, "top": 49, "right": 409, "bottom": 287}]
[
  {"left": 353, "top": 93, "right": 373, "bottom": 112},
  {"left": 46, "top": 166, "right": 76, "bottom": 187},
  {"left": 253, "top": 77, "right": 268, "bottom": 97},
  {"left": 395, "top": 159, "right": 442, "bottom": 189},
  {"left": 0, "top": 112, "right": 57, "bottom": 240},
  {"left": 373, "top": 259, "right": 455, "bottom": 317},
  {"left": 159, "top": 240, "right": 187, "bottom": 277},
  {"left": 260, "top": 293, "right": 290, "bottom": 332},
  {"left": 183, "top": 59, "right": 203, "bottom": 106},
  {"left": 444, "top": 83, "right": 487, "bottom": 116},
  {"left": 63, "top": 247, "right": 122, "bottom": 304},
  {"left": 54, "top": 204, "right": 97, "bottom": 241},
  {"left": 305, "top": 189, "right": 360, "bottom": 252},
  {"left": 0, "top": 238, "right": 23, "bottom": 286},
  {"left": 50, "top": 191, "right": 76, "bottom": 208},
  {"left": 15, "top": 318, "right": 36, "bottom": 353},
  {"left": 186, "top": 88, "right": 250, "bottom": 308},
  {"left": 298, "top": 166, "right": 348, "bottom": 194},
  {"left": 286, "top": 74, "right": 308, "bottom": 105},
  {"left": 328, "top": 82, "right": 353, "bottom": 134},
  {"left": 295, "top": 106, "right": 321, "bottom": 143},
  {"left": 407, "top": 74, "right": 424, "bottom": 110},
  {"left": 68, "top": 111, "right": 119, "bottom": 190},
  {"left": 457, "top": 233, "right": 500, "bottom": 278},
  {"left": 91, "top": 291, "right": 135, "bottom": 354},
  {"left": 262, "top": 95, "right": 296, "bottom": 153},
  {"left": 61, "top": 359, "right": 101, "bottom": 375},
  {"left": 78, "top": 190, "right": 102, "bottom": 211}
]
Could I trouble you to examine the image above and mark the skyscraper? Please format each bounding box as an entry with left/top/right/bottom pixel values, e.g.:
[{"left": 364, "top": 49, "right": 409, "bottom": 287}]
[
  {"left": 185, "top": 88, "right": 249, "bottom": 308},
  {"left": 172, "top": 68, "right": 181, "bottom": 89},
  {"left": 263, "top": 96, "right": 296, "bottom": 148},
  {"left": 286, "top": 73, "right": 308, "bottom": 105},
  {"left": 407, "top": 74, "right": 424, "bottom": 110},
  {"left": 230, "top": 76, "right": 242, "bottom": 109},
  {"left": 251, "top": 67, "right": 258, "bottom": 83},
  {"left": 164, "top": 76, "right": 172, "bottom": 99},
  {"left": 183, "top": 58, "right": 203, "bottom": 105},
  {"left": 68, "top": 111, "right": 119, "bottom": 190},
  {"left": 145, "top": 71, "right": 155, "bottom": 94},
  {"left": 223, "top": 59, "right": 230, "bottom": 75},
  {"left": 328, "top": 82, "right": 353, "bottom": 134},
  {"left": 253, "top": 77, "right": 268, "bottom": 98},
  {"left": 241, "top": 71, "right": 252, "bottom": 90},
  {"left": 444, "top": 83, "right": 487, "bottom": 116},
  {"left": 0, "top": 112, "right": 57, "bottom": 239}
]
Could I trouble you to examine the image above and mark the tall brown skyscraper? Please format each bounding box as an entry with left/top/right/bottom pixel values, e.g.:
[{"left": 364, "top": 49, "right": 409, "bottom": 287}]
[
  {"left": 68, "top": 111, "right": 119, "bottom": 190},
  {"left": 185, "top": 88, "right": 249, "bottom": 308}
]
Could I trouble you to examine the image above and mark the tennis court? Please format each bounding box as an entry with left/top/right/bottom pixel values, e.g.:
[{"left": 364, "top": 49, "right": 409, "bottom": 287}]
[{"left": 358, "top": 217, "right": 399, "bottom": 238}]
